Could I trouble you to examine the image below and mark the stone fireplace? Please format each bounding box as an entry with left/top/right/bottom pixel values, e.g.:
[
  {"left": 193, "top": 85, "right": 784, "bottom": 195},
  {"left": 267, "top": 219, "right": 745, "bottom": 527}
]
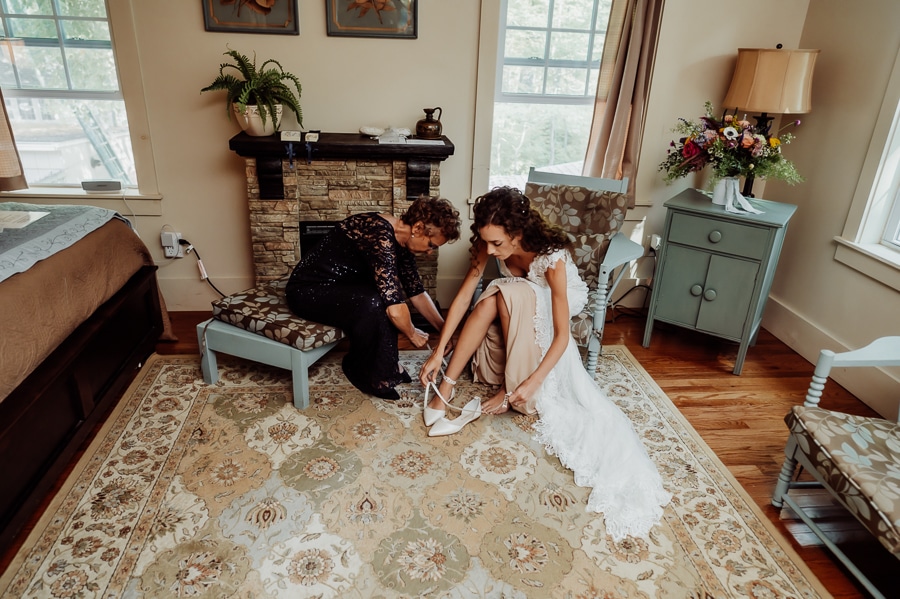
[{"left": 229, "top": 132, "right": 455, "bottom": 298}]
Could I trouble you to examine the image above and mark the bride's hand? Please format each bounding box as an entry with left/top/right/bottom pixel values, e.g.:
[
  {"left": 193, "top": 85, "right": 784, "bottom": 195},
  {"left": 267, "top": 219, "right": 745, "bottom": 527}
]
[
  {"left": 508, "top": 377, "right": 541, "bottom": 412},
  {"left": 419, "top": 352, "right": 443, "bottom": 386}
]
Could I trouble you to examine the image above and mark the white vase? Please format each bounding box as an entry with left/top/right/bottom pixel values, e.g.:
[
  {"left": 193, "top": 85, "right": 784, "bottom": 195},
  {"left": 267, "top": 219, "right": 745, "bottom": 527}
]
[
  {"left": 710, "top": 176, "right": 765, "bottom": 215},
  {"left": 233, "top": 104, "right": 283, "bottom": 136},
  {"left": 712, "top": 177, "right": 740, "bottom": 206}
]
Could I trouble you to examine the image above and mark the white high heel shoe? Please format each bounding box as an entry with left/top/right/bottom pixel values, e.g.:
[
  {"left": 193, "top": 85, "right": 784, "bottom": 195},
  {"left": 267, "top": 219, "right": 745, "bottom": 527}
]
[
  {"left": 428, "top": 397, "right": 482, "bottom": 437},
  {"left": 423, "top": 374, "right": 456, "bottom": 427}
]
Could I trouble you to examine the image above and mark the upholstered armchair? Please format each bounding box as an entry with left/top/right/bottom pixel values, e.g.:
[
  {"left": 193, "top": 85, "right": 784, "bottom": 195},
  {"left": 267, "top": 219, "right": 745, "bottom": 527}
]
[
  {"left": 772, "top": 336, "right": 900, "bottom": 598},
  {"left": 525, "top": 168, "right": 643, "bottom": 372}
]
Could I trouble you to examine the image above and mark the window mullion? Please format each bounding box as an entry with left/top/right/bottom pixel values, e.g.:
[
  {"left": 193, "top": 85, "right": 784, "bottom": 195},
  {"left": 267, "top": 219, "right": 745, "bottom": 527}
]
[{"left": 48, "top": 0, "right": 76, "bottom": 92}]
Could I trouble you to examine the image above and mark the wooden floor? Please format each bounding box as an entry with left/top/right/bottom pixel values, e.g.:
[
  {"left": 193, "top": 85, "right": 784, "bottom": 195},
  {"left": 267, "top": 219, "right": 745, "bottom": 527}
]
[{"left": 3, "top": 309, "right": 892, "bottom": 597}]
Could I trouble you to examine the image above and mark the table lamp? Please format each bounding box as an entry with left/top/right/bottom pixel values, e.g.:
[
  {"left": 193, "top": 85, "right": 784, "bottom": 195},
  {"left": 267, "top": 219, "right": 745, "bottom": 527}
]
[{"left": 722, "top": 46, "right": 819, "bottom": 196}]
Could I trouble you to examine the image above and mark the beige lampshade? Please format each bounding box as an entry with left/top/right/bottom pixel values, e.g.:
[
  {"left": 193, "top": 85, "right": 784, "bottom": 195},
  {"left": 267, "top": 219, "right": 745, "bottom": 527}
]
[{"left": 723, "top": 48, "right": 819, "bottom": 114}]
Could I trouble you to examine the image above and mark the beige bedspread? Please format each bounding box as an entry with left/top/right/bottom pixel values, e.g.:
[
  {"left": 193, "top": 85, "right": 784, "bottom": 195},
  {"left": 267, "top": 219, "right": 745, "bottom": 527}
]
[{"left": 0, "top": 219, "right": 170, "bottom": 401}]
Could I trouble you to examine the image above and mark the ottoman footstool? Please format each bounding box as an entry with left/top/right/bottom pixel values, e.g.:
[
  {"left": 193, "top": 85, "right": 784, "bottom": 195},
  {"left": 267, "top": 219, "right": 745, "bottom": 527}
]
[{"left": 196, "top": 279, "right": 345, "bottom": 409}]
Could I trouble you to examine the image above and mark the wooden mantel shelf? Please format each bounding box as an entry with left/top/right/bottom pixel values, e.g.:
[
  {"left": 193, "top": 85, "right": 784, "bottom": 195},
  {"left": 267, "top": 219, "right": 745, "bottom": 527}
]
[{"left": 229, "top": 131, "right": 455, "bottom": 162}]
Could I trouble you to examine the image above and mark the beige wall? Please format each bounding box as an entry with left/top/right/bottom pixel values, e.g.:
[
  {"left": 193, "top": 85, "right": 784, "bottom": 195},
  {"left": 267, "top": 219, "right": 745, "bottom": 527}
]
[
  {"left": 762, "top": 0, "right": 900, "bottom": 417},
  {"left": 640, "top": 0, "right": 900, "bottom": 416},
  {"left": 112, "top": 0, "right": 899, "bottom": 413},
  {"left": 126, "top": 1, "right": 481, "bottom": 310}
]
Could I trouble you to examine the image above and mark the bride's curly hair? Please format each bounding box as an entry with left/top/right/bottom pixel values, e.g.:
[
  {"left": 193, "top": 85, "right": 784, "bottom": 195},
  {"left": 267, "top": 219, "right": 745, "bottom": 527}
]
[{"left": 469, "top": 186, "right": 570, "bottom": 264}]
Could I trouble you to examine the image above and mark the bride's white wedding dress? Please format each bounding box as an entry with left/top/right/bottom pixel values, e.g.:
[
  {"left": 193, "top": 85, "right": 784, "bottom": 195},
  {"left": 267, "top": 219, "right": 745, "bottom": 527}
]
[{"left": 485, "top": 249, "right": 671, "bottom": 541}]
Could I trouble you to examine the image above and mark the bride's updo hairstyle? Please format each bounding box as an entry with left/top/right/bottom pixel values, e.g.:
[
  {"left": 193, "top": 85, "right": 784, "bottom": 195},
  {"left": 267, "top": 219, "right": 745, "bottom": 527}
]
[{"left": 469, "top": 186, "right": 569, "bottom": 263}]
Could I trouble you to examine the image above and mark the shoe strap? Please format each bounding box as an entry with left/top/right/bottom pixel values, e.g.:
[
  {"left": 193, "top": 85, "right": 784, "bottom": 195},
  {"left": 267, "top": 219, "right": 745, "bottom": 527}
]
[{"left": 443, "top": 374, "right": 458, "bottom": 386}]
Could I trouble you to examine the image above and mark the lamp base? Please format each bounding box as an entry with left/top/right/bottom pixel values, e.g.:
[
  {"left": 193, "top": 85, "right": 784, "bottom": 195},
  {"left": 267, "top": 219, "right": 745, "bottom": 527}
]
[{"left": 752, "top": 112, "right": 774, "bottom": 136}]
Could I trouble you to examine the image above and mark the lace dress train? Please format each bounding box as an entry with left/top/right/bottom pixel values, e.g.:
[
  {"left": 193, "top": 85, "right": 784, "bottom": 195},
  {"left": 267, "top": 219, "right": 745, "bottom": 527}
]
[{"left": 482, "top": 250, "right": 671, "bottom": 541}]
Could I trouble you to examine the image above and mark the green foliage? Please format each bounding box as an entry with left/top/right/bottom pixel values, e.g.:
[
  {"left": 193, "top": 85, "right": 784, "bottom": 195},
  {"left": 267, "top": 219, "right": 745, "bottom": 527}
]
[
  {"left": 200, "top": 48, "right": 303, "bottom": 129},
  {"left": 490, "top": 102, "right": 592, "bottom": 180}
]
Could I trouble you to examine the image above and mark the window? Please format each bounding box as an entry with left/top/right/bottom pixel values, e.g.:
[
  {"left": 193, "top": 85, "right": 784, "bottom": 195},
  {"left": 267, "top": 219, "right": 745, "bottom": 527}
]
[
  {"left": 882, "top": 141, "right": 900, "bottom": 250},
  {"left": 835, "top": 44, "right": 900, "bottom": 292},
  {"left": 490, "top": 0, "right": 613, "bottom": 189},
  {"left": 0, "top": 0, "right": 136, "bottom": 187}
]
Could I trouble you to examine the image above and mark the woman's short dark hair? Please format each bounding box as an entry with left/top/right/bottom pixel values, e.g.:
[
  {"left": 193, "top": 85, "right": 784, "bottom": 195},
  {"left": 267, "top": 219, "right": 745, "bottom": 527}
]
[
  {"left": 469, "top": 186, "right": 569, "bottom": 262},
  {"left": 401, "top": 195, "right": 461, "bottom": 242}
]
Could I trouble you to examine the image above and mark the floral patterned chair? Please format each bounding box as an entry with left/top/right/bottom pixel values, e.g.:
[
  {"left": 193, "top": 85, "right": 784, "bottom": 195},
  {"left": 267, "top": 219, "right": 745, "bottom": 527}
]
[
  {"left": 772, "top": 336, "right": 900, "bottom": 599},
  {"left": 525, "top": 168, "right": 643, "bottom": 372}
]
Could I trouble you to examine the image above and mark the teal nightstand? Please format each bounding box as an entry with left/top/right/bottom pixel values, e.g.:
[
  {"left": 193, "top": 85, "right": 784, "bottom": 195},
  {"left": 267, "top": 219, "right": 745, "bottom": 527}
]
[{"left": 642, "top": 188, "right": 797, "bottom": 374}]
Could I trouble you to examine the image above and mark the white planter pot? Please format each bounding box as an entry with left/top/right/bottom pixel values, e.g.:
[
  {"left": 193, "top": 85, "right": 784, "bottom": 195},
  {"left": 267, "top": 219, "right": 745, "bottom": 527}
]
[{"left": 233, "top": 104, "right": 282, "bottom": 137}]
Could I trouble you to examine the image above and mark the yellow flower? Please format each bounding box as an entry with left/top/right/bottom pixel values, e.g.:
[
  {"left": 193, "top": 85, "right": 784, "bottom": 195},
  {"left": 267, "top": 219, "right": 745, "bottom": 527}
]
[{"left": 769, "top": 137, "right": 781, "bottom": 148}]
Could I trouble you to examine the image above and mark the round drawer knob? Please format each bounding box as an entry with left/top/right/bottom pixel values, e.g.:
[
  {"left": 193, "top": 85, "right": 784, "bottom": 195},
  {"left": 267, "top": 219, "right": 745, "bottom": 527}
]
[
  {"left": 703, "top": 289, "right": 717, "bottom": 301},
  {"left": 708, "top": 230, "right": 722, "bottom": 243},
  {"left": 690, "top": 284, "right": 703, "bottom": 296}
]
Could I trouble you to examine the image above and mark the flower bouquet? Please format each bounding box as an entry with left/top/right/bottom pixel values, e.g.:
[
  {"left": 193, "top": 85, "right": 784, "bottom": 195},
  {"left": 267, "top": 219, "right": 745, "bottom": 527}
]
[{"left": 658, "top": 101, "right": 803, "bottom": 186}]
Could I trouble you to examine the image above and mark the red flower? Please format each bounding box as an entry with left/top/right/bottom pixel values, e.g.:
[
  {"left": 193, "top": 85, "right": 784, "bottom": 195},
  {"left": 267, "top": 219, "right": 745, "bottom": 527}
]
[{"left": 681, "top": 139, "right": 701, "bottom": 160}]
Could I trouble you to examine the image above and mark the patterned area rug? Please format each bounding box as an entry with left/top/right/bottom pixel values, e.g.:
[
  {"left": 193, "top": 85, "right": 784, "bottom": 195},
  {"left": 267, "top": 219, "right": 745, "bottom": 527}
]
[{"left": 0, "top": 349, "right": 829, "bottom": 598}]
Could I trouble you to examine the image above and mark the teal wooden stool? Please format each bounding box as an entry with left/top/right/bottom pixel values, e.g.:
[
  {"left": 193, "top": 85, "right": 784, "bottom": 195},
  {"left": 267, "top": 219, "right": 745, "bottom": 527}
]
[{"left": 196, "top": 279, "right": 344, "bottom": 409}]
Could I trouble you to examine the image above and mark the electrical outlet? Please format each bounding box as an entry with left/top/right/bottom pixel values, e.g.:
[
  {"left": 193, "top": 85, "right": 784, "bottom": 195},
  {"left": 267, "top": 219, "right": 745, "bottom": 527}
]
[
  {"left": 650, "top": 233, "right": 662, "bottom": 252},
  {"left": 161, "top": 231, "right": 184, "bottom": 258}
]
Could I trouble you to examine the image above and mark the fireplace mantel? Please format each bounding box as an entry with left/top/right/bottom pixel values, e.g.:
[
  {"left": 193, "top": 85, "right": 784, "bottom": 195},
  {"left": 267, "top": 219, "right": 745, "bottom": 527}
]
[
  {"left": 229, "top": 131, "right": 455, "bottom": 293},
  {"left": 230, "top": 132, "right": 455, "bottom": 200}
]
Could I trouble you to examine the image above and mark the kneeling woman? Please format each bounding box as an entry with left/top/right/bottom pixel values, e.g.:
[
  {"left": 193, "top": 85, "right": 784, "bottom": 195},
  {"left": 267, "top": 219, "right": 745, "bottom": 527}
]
[{"left": 286, "top": 196, "right": 460, "bottom": 400}]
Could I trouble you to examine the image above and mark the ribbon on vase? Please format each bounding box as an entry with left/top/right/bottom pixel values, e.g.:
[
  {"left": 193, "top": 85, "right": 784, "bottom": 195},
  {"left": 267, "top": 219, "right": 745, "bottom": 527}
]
[{"left": 712, "top": 177, "right": 764, "bottom": 215}]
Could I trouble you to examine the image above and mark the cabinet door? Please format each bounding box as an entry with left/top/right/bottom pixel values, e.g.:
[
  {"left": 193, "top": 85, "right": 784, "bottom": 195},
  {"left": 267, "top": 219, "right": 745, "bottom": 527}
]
[
  {"left": 653, "top": 245, "right": 759, "bottom": 339},
  {"left": 653, "top": 245, "right": 708, "bottom": 327},
  {"left": 695, "top": 254, "right": 758, "bottom": 338}
]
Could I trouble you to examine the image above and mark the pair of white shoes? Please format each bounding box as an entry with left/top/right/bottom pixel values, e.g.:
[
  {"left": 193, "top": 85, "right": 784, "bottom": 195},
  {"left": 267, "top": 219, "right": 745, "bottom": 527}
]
[{"left": 422, "top": 375, "right": 481, "bottom": 437}]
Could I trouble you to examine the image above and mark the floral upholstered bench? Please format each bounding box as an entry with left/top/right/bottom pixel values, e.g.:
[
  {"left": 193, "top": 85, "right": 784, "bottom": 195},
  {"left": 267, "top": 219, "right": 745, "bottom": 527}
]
[
  {"left": 196, "top": 279, "right": 345, "bottom": 409},
  {"left": 772, "top": 336, "right": 900, "bottom": 598}
]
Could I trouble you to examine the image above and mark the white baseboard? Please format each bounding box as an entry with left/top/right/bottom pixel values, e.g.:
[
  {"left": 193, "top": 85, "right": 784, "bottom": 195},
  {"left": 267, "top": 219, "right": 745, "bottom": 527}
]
[{"left": 763, "top": 297, "right": 900, "bottom": 420}]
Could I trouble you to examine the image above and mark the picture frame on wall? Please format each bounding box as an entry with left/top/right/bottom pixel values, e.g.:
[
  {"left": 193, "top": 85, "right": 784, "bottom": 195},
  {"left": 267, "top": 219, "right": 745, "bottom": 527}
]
[
  {"left": 202, "top": 0, "right": 299, "bottom": 35},
  {"left": 325, "top": 0, "right": 416, "bottom": 39}
]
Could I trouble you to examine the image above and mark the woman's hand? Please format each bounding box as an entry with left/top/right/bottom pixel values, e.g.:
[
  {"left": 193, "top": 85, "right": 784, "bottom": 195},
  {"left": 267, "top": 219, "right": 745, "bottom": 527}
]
[
  {"left": 507, "top": 376, "right": 543, "bottom": 412},
  {"left": 408, "top": 327, "right": 430, "bottom": 349},
  {"left": 419, "top": 351, "right": 444, "bottom": 386}
]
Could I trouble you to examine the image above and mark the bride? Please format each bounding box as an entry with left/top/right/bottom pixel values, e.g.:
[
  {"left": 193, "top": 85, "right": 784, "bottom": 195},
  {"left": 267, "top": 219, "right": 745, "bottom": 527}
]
[{"left": 419, "top": 186, "right": 670, "bottom": 541}]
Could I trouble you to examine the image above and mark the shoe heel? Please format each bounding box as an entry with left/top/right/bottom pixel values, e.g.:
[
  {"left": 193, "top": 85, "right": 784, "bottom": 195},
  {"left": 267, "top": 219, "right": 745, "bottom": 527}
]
[{"left": 423, "top": 382, "right": 446, "bottom": 427}]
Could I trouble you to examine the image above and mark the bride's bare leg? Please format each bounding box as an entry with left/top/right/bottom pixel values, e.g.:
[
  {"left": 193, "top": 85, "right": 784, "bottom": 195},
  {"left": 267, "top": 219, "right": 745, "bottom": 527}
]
[
  {"left": 427, "top": 295, "right": 499, "bottom": 410},
  {"left": 481, "top": 295, "right": 512, "bottom": 414}
]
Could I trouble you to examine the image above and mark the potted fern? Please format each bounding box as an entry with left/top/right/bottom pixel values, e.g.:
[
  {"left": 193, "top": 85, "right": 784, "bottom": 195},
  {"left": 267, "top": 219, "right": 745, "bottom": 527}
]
[{"left": 201, "top": 48, "right": 303, "bottom": 136}]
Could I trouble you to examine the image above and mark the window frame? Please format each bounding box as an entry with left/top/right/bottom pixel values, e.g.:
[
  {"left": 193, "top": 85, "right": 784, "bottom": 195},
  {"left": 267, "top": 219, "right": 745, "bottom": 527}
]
[
  {"left": 835, "top": 44, "right": 900, "bottom": 292},
  {"left": 0, "top": 0, "right": 160, "bottom": 203},
  {"left": 495, "top": 0, "right": 608, "bottom": 106}
]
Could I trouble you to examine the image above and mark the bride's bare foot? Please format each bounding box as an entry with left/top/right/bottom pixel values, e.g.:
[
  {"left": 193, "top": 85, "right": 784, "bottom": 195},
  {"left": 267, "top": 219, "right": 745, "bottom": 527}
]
[{"left": 481, "top": 390, "right": 511, "bottom": 415}]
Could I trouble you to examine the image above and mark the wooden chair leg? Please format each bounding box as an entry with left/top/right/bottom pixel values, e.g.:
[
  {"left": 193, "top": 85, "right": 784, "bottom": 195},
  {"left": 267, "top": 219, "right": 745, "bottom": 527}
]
[
  {"left": 197, "top": 321, "right": 219, "bottom": 385},
  {"left": 772, "top": 436, "right": 799, "bottom": 508}
]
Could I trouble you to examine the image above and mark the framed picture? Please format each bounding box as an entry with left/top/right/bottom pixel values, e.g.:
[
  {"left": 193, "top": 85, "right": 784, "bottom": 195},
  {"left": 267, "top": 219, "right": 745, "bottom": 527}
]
[
  {"left": 325, "top": 0, "right": 416, "bottom": 39},
  {"left": 202, "top": 0, "right": 299, "bottom": 35}
]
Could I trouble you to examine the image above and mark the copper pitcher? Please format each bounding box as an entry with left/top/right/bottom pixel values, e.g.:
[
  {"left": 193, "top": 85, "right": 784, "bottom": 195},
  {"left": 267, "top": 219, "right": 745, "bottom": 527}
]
[{"left": 415, "top": 107, "right": 442, "bottom": 139}]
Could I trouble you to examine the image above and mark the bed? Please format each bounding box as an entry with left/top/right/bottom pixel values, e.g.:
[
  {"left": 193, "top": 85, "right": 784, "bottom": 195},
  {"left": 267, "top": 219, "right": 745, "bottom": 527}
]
[{"left": 0, "top": 202, "right": 167, "bottom": 553}]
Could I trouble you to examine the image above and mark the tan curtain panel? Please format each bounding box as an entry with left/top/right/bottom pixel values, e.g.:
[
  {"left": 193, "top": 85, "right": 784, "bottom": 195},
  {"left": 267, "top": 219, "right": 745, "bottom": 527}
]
[
  {"left": 0, "top": 87, "right": 28, "bottom": 191},
  {"left": 583, "top": 0, "right": 664, "bottom": 206}
]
